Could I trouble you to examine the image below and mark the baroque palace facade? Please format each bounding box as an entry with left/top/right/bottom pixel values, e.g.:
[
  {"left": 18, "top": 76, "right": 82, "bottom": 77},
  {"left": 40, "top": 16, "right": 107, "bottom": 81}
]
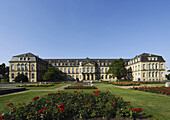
[{"left": 9, "top": 53, "right": 166, "bottom": 82}]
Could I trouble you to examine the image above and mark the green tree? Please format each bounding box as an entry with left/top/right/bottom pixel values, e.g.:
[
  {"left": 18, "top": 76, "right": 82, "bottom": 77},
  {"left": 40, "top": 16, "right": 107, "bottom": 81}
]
[
  {"left": 0, "top": 63, "right": 9, "bottom": 80},
  {"left": 166, "top": 74, "right": 170, "bottom": 80},
  {"left": 14, "top": 74, "right": 28, "bottom": 82},
  {"left": 43, "top": 66, "right": 65, "bottom": 81},
  {"left": 107, "top": 58, "right": 127, "bottom": 81}
]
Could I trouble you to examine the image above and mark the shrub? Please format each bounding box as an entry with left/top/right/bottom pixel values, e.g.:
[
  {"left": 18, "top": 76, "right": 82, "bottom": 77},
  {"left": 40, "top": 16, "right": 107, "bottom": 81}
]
[
  {"left": 113, "top": 82, "right": 140, "bottom": 86},
  {"left": 0, "top": 79, "right": 9, "bottom": 83},
  {"left": 14, "top": 74, "right": 28, "bottom": 82},
  {"left": 65, "top": 85, "right": 97, "bottom": 89},
  {"left": 1, "top": 91, "right": 145, "bottom": 119}
]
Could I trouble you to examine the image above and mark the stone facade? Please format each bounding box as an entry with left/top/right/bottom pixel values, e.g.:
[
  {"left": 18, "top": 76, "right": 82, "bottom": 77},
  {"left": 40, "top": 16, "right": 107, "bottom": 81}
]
[{"left": 9, "top": 53, "right": 166, "bottom": 82}]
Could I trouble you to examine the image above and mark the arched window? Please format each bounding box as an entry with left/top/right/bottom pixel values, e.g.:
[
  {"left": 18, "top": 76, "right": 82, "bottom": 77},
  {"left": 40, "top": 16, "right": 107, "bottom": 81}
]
[
  {"left": 83, "top": 68, "right": 85, "bottom": 73},
  {"left": 143, "top": 64, "right": 145, "bottom": 70},
  {"left": 149, "top": 72, "right": 151, "bottom": 77},
  {"left": 21, "top": 64, "right": 24, "bottom": 70},
  {"left": 161, "top": 64, "right": 163, "bottom": 69},
  {"left": 11, "top": 64, "right": 14, "bottom": 71},
  {"left": 149, "top": 64, "right": 151, "bottom": 69},
  {"left": 152, "top": 64, "right": 154, "bottom": 69},
  {"left": 156, "top": 72, "right": 158, "bottom": 77},
  {"left": 72, "top": 68, "right": 74, "bottom": 73},
  {"left": 101, "top": 75, "right": 103, "bottom": 79},
  {"left": 32, "top": 73, "right": 34, "bottom": 79},
  {"left": 60, "top": 68, "right": 63, "bottom": 72},
  {"left": 25, "top": 72, "right": 28, "bottom": 77},
  {"left": 11, "top": 73, "right": 14, "bottom": 78},
  {"left": 76, "top": 68, "right": 78, "bottom": 73},
  {"left": 155, "top": 64, "right": 158, "bottom": 69},
  {"left": 102, "top": 68, "right": 104, "bottom": 73},
  {"left": 152, "top": 72, "right": 154, "bottom": 77},
  {"left": 105, "top": 75, "right": 107, "bottom": 79},
  {"left": 161, "top": 72, "right": 163, "bottom": 77},
  {"left": 68, "top": 68, "right": 70, "bottom": 73},
  {"left": 64, "top": 68, "right": 66, "bottom": 73},
  {"left": 87, "top": 67, "right": 89, "bottom": 73},
  {"left": 25, "top": 64, "right": 28, "bottom": 70},
  {"left": 79, "top": 68, "right": 81, "bottom": 73},
  {"left": 143, "top": 73, "right": 145, "bottom": 78},
  {"left": 17, "top": 64, "right": 20, "bottom": 70},
  {"left": 91, "top": 67, "right": 93, "bottom": 73},
  {"left": 105, "top": 68, "right": 107, "bottom": 73},
  {"left": 32, "top": 65, "right": 35, "bottom": 71}
]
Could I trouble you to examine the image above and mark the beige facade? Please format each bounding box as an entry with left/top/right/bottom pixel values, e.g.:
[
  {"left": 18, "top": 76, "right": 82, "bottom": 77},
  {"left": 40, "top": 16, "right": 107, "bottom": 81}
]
[
  {"left": 9, "top": 53, "right": 166, "bottom": 82},
  {"left": 9, "top": 53, "right": 48, "bottom": 82}
]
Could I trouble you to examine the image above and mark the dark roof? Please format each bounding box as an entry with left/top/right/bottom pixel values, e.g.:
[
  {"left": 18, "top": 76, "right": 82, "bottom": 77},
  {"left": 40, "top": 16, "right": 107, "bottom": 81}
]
[{"left": 14, "top": 53, "right": 38, "bottom": 58}]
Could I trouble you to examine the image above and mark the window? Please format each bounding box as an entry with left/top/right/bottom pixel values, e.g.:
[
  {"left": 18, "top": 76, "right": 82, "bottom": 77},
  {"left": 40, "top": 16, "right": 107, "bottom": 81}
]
[
  {"left": 11, "top": 73, "right": 14, "bottom": 78},
  {"left": 87, "top": 67, "right": 89, "bottom": 73},
  {"left": 72, "top": 68, "right": 74, "bottom": 73},
  {"left": 102, "top": 68, "right": 104, "bottom": 73},
  {"left": 76, "top": 68, "right": 78, "bottom": 73},
  {"left": 25, "top": 64, "right": 28, "bottom": 70},
  {"left": 101, "top": 75, "right": 103, "bottom": 79},
  {"left": 72, "top": 75, "right": 74, "bottom": 79},
  {"left": 91, "top": 67, "right": 93, "bottom": 73},
  {"left": 152, "top": 72, "right": 154, "bottom": 77},
  {"left": 135, "top": 66, "right": 137, "bottom": 71},
  {"left": 161, "top": 64, "right": 163, "bottom": 69},
  {"left": 143, "top": 64, "right": 145, "bottom": 70},
  {"left": 76, "top": 75, "right": 78, "bottom": 79},
  {"left": 109, "top": 75, "right": 111, "bottom": 79},
  {"left": 11, "top": 64, "right": 14, "bottom": 71},
  {"left": 60, "top": 68, "right": 63, "bottom": 72},
  {"left": 17, "top": 64, "right": 20, "bottom": 70},
  {"left": 101, "top": 63, "right": 104, "bottom": 66},
  {"left": 18, "top": 72, "right": 20, "bottom": 76},
  {"left": 83, "top": 68, "right": 85, "bottom": 73},
  {"left": 155, "top": 64, "right": 158, "bottom": 69},
  {"left": 149, "top": 64, "right": 151, "bottom": 69},
  {"left": 143, "top": 73, "right": 145, "bottom": 78},
  {"left": 152, "top": 64, "right": 154, "bottom": 69},
  {"left": 80, "top": 75, "right": 81, "bottom": 79},
  {"left": 80, "top": 68, "right": 81, "bottom": 73},
  {"left": 32, "top": 74, "right": 34, "bottom": 79},
  {"left": 149, "top": 72, "right": 151, "bottom": 77},
  {"left": 105, "top": 75, "right": 107, "bottom": 79},
  {"left": 21, "top": 64, "right": 24, "bottom": 70},
  {"left": 68, "top": 68, "right": 70, "bottom": 73},
  {"left": 25, "top": 73, "right": 28, "bottom": 77},
  {"left": 138, "top": 65, "right": 140, "bottom": 70},
  {"left": 60, "top": 63, "right": 63, "bottom": 66},
  {"left": 32, "top": 65, "right": 35, "bottom": 71},
  {"left": 156, "top": 72, "right": 158, "bottom": 77},
  {"left": 64, "top": 68, "right": 66, "bottom": 73},
  {"left": 105, "top": 68, "right": 107, "bottom": 73},
  {"left": 161, "top": 72, "right": 164, "bottom": 77}
]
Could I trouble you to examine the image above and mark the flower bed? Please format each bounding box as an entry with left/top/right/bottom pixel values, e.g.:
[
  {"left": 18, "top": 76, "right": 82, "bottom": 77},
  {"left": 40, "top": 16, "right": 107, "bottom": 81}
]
[
  {"left": 16, "top": 83, "right": 55, "bottom": 87},
  {"left": 139, "top": 81, "right": 165, "bottom": 84},
  {"left": 65, "top": 85, "right": 97, "bottom": 89},
  {"left": 1, "top": 91, "right": 147, "bottom": 119},
  {"left": 113, "top": 82, "right": 140, "bottom": 86},
  {"left": 132, "top": 86, "right": 170, "bottom": 95}
]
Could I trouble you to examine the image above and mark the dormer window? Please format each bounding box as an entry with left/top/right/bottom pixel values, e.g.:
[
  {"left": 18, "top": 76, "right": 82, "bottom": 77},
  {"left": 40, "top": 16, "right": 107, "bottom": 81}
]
[{"left": 20, "top": 58, "right": 22, "bottom": 60}]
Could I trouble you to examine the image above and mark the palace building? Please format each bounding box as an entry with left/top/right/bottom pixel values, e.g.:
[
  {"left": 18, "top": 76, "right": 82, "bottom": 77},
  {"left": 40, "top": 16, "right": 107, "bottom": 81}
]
[{"left": 9, "top": 53, "right": 166, "bottom": 82}]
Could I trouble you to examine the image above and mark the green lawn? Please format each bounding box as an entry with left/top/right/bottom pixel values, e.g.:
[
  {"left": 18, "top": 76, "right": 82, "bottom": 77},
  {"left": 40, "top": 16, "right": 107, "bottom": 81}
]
[
  {"left": 141, "top": 83, "right": 165, "bottom": 87},
  {"left": 0, "top": 83, "right": 170, "bottom": 120},
  {"left": 23, "top": 83, "right": 68, "bottom": 90}
]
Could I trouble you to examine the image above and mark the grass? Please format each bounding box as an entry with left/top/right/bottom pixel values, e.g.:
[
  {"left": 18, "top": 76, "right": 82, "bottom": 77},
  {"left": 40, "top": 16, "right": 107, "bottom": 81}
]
[
  {"left": 23, "top": 83, "right": 68, "bottom": 90},
  {"left": 0, "top": 83, "right": 170, "bottom": 119},
  {"left": 141, "top": 84, "right": 165, "bottom": 87}
]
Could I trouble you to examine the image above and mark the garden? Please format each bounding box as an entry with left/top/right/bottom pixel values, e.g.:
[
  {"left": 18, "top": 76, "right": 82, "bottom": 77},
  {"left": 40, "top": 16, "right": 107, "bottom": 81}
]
[
  {"left": 1, "top": 90, "right": 147, "bottom": 120},
  {"left": 113, "top": 82, "right": 140, "bottom": 86}
]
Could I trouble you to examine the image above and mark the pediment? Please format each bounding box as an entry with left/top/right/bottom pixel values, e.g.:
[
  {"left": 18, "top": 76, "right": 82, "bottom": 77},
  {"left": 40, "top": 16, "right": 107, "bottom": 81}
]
[{"left": 83, "top": 62, "right": 95, "bottom": 67}]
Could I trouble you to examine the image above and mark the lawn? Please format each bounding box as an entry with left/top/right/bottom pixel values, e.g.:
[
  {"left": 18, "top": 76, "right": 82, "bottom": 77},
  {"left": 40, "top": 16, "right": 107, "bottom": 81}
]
[
  {"left": 141, "top": 84, "right": 165, "bottom": 87},
  {"left": 0, "top": 83, "right": 170, "bottom": 120}
]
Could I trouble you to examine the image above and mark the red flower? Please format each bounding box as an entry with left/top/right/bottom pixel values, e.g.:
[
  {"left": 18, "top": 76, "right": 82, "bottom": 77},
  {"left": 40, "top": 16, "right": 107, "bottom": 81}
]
[
  {"left": 58, "top": 100, "right": 60, "bottom": 102},
  {"left": 136, "top": 108, "right": 140, "bottom": 111},
  {"left": 139, "top": 108, "right": 143, "bottom": 111},
  {"left": 0, "top": 115, "right": 4, "bottom": 119},
  {"left": 74, "top": 91, "right": 77, "bottom": 93},
  {"left": 85, "top": 102, "right": 87, "bottom": 104},
  {"left": 56, "top": 92, "right": 60, "bottom": 94},
  {"left": 38, "top": 110, "right": 43, "bottom": 114},
  {"left": 33, "top": 96, "right": 39, "bottom": 100},
  {"left": 121, "top": 97, "right": 123, "bottom": 99},
  {"left": 112, "top": 105, "right": 115, "bottom": 108},
  {"left": 47, "top": 94, "right": 51, "bottom": 96},
  {"left": 58, "top": 105, "right": 62, "bottom": 108},
  {"left": 43, "top": 108, "right": 47, "bottom": 110},
  {"left": 13, "top": 109, "right": 16, "bottom": 112},
  {"left": 78, "top": 92, "right": 80, "bottom": 94},
  {"left": 58, "top": 104, "right": 65, "bottom": 109},
  {"left": 60, "top": 108, "right": 64, "bottom": 112},
  {"left": 127, "top": 101, "right": 130, "bottom": 104},
  {"left": 113, "top": 102, "right": 116, "bottom": 104},
  {"left": 131, "top": 108, "right": 136, "bottom": 111},
  {"left": 7, "top": 103, "right": 13, "bottom": 106},
  {"left": 23, "top": 103, "right": 25, "bottom": 105},
  {"left": 81, "top": 91, "right": 83, "bottom": 92},
  {"left": 95, "top": 94, "right": 98, "bottom": 97},
  {"left": 88, "top": 105, "right": 91, "bottom": 108},
  {"left": 18, "top": 103, "right": 20, "bottom": 105}
]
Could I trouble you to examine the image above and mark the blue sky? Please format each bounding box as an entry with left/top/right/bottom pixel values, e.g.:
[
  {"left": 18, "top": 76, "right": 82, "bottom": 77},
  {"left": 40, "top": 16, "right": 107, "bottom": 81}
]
[{"left": 0, "top": 0, "right": 170, "bottom": 69}]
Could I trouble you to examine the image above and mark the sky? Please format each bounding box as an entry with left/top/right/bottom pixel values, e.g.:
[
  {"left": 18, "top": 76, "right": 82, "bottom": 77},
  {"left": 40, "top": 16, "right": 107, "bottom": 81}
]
[{"left": 0, "top": 0, "right": 170, "bottom": 69}]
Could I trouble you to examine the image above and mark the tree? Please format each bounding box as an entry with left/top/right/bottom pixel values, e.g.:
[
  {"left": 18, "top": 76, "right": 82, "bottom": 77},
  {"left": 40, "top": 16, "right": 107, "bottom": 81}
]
[
  {"left": 14, "top": 74, "right": 28, "bottom": 82},
  {"left": 166, "top": 74, "right": 170, "bottom": 80},
  {"left": 43, "top": 66, "right": 65, "bottom": 81},
  {"left": 0, "top": 63, "right": 9, "bottom": 80},
  {"left": 107, "top": 58, "right": 127, "bottom": 81}
]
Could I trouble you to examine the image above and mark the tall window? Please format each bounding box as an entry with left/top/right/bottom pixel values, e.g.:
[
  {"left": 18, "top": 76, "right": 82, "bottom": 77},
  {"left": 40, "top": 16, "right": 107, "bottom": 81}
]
[
  {"left": 32, "top": 73, "right": 34, "bottom": 79},
  {"left": 143, "top": 64, "right": 145, "bottom": 70},
  {"left": 149, "top": 64, "right": 151, "bottom": 69},
  {"left": 138, "top": 65, "right": 140, "bottom": 70},
  {"left": 25, "top": 64, "right": 28, "bottom": 70},
  {"left": 68, "top": 68, "right": 70, "bottom": 73},
  {"left": 76, "top": 75, "right": 78, "bottom": 79},
  {"left": 80, "top": 68, "right": 81, "bottom": 73},
  {"left": 91, "top": 67, "right": 93, "bottom": 73},
  {"left": 72, "top": 68, "right": 74, "bottom": 73},
  {"left": 64, "top": 68, "right": 66, "bottom": 73},
  {"left": 155, "top": 64, "right": 158, "bottom": 69},
  {"left": 161, "top": 64, "right": 163, "bottom": 69},
  {"left": 149, "top": 72, "right": 151, "bottom": 77},
  {"left": 83, "top": 68, "right": 85, "bottom": 73},
  {"left": 32, "top": 65, "right": 35, "bottom": 71},
  {"left": 11, "top": 64, "right": 14, "bottom": 71},
  {"left": 102, "top": 68, "right": 104, "bottom": 73},
  {"left": 76, "top": 68, "right": 78, "bottom": 73},
  {"left": 25, "top": 72, "right": 28, "bottom": 77},
  {"left": 21, "top": 64, "right": 24, "bottom": 70},
  {"left": 80, "top": 75, "right": 81, "bottom": 79},
  {"left": 87, "top": 67, "right": 89, "bottom": 73},
  {"left": 152, "top": 63, "right": 154, "bottom": 69},
  {"left": 105, "top": 75, "right": 107, "bottom": 79},
  {"left": 101, "top": 75, "right": 103, "bottom": 79},
  {"left": 60, "top": 68, "right": 63, "bottom": 72},
  {"left": 17, "top": 64, "right": 20, "bottom": 70},
  {"left": 152, "top": 72, "right": 154, "bottom": 77},
  {"left": 11, "top": 73, "right": 14, "bottom": 78},
  {"left": 143, "top": 73, "right": 145, "bottom": 78},
  {"left": 105, "top": 68, "right": 107, "bottom": 73},
  {"left": 156, "top": 72, "right": 158, "bottom": 77},
  {"left": 161, "top": 72, "right": 163, "bottom": 77},
  {"left": 72, "top": 75, "right": 74, "bottom": 79}
]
